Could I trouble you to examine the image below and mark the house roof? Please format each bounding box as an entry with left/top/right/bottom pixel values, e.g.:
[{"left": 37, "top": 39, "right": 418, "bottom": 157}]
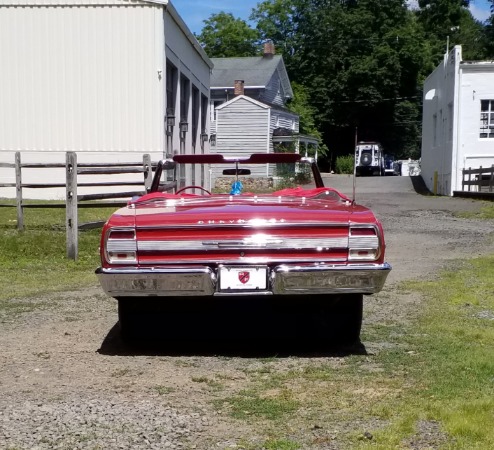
[{"left": 210, "top": 55, "right": 293, "bottom": 98}]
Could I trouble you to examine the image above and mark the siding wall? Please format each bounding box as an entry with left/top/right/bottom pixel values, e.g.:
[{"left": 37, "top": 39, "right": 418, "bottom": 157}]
[
  {"left": 456, "top": 66, "right": 494, "bottom": 192},
  {"left": 259, "top": 70, "right": 283, "bottom": 106},
  {"left": 421, "top": 47, "right": 459, "bottom": 195},
  {"left": 0, "top": 0, "right": 211, "bottom": 199},
  {"left": 0, "top": 3, "right": 164, "bottom": 153},
  {"left": 211, "top": 97, "right": 270, "bottom": 180}
]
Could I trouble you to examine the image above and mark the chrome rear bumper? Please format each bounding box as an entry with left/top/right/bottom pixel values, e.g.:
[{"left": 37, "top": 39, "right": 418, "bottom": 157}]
[{"left": 96, "top": 263, "right": 391, "bottom": 297}]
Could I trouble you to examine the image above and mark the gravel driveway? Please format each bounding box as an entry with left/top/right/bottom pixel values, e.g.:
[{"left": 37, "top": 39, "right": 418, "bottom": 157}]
[{"left": 1, "top": 175, "right": 493, "bottom": 449}]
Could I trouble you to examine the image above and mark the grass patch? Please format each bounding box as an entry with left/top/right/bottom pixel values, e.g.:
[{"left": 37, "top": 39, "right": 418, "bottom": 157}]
[
  {"left": 215, "top": 388, "right": 299, "bottom": 421},
  {"left": 153, "top": 385, "right": 175, "bottom": 395},
  {"left": 354, "top": 256, "right": 494, "bottom": 449},
  {"left": 191, "top": 376, "right": 224, "bottom": 391},
  {"left": 455, "top": 202, "right": 494, "bottom": 219},
  {"left": 0, "top": 201, "right": 117, "bottom": 307}
]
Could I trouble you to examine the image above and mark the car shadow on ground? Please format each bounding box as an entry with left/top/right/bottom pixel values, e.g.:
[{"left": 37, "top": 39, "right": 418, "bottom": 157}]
[{"left": 97, "top": 322, "right": 367, "bottom": 358}]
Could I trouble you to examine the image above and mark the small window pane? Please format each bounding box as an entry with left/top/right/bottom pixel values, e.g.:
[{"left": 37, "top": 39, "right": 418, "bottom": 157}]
[{"left": 479, "top": 99, "right": 494, "bottom": 138}]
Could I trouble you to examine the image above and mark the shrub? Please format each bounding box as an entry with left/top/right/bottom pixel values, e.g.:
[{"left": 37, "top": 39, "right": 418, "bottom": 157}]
[{"left": 335, "top": 155, "right": 354, "bottom": 174}]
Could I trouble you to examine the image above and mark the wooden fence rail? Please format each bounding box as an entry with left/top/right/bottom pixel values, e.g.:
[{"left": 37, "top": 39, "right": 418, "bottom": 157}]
[
  {"left": 0, "top": 151, "right": 158, "bottom": 260},
  {"left": 461, "top": 165, "right": 494, "bottom": 193}
]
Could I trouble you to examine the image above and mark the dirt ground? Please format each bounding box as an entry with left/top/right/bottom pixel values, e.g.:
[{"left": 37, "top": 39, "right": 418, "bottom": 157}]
[{"left": 1, "top": 175, "right": 493, "bottom": 449}]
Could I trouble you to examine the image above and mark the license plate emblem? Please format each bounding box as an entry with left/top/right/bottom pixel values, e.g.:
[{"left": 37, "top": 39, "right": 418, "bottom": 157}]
[{"left": 238, "top": 271, "right": 250, "bottom": 284}]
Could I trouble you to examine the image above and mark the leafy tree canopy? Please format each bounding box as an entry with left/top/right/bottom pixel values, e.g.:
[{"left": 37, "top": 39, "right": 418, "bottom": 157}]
[
  {"left": 195, "top": 12, "right": 260, "bottom": 57},
  {"left": 198, "top": 0, "right": 492, "bottom": 162}
]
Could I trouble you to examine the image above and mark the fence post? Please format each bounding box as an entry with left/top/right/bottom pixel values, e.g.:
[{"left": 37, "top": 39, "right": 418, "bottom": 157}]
[
  {"left": 478, "top": 166, "right": 483, "bottom": 192},
  {"left": 15, "top": 152, "right": 24, "bottom": 230},
  {"left": 467, "top": 167, "right": 471, "bottom": 192},
  {"left": 66, "top": 152, "right": 78, "bottom": 260},
  {"left": 143, "top": 154, "right": 152, "bottom": 192}
]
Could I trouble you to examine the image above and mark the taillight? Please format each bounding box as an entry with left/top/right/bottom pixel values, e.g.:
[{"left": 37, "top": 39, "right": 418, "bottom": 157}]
[
  {"left": 105, "top": 228, "right": 137, "bottom": 264},
  {"left": 349, "top": 226, "right": 380, "bottom": 261}
]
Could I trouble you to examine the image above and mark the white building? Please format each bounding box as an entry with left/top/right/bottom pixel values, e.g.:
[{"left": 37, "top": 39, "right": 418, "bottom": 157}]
[
  {"left": 0, "top": 0, "right": 213, "bottom": 199},
  {"left": 421, "top": 45, "right": 494, "bottom": 196}
]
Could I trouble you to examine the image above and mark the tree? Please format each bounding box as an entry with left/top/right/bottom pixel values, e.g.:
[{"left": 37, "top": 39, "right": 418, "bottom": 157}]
[
  {"left": 486, "top": 0, "right": 494, "bottom": 57},
  {"left": 250, "top": 0, "right": 300, "bottom": 67},
  {"left": 287, "top": 82, "right": 329, "bottom": 160},
  {"left": 416, "top": 0, "right": 476, "bottom": 60},
  {"left": 280, "top": 0, "right": 429, "bottom": 158},
  {"left": 195, "top": 12, "right": 260, "bottom": 57},
  {"left": 456, "top": 12, "right": 489, "bottom": 60}
]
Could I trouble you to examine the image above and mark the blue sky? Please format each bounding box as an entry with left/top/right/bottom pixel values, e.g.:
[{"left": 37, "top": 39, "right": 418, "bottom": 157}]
[{"left": 173, "top": 0, "right": 492, "bottom": 35}]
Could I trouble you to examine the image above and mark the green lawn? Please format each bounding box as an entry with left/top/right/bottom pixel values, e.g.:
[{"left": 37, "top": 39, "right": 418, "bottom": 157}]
[{"left": 0, "top": 201, "right": 116, "bottom": 302}]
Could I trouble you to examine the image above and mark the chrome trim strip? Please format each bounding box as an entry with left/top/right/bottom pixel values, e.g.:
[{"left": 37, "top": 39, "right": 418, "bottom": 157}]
[
  {"left": 96, "top": 262, "right": 391, "bottom": 297},
  {"left": 136, "top": 257, "right": 349, "bottom": 264},
  {"left": 133, "top": 237, "right": 349, "bottom": 251},
  {"left": 107, "top": 239, "right": 138, "bottom": 252},
  {"left": 136, "top": 222, "right": 351, "bottom": 230},
  {"left": 348, "top": 236, "right": 379, "bottom": 247}
]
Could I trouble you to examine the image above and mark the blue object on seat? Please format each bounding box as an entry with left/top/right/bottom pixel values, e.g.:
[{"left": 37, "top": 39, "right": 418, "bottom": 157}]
[{"left": 230, "top": 180, "right": 243, "bottom": 195}]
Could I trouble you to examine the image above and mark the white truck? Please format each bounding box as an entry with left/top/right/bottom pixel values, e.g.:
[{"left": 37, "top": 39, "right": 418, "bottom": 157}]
[{"left": 355, "top": 141, "right": 385, "bottom": 176}]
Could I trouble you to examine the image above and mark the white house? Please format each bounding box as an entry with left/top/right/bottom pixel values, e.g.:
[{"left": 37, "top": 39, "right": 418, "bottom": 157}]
[
  {"left": 208, "top": 42, "right": 318, "bottom": 185},
  {"left": 421, "top": 45, "right": 494, "bottom": 196},
  {"left": 0, "top": 0, "right": 213, "bottom": 199}
]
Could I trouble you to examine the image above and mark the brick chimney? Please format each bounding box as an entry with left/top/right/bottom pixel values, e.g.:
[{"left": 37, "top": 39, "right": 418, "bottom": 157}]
[
  {"left": 263, "top": 40, "right": 275, "bottom": 58},
  {"left": 234, "top": 79, "right": 245, "bottom": 96}
]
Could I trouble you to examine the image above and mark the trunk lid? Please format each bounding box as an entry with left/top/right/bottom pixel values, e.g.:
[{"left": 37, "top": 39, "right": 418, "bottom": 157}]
[{"left": 131, "top": 195, "right": 377, "bottom": 266}]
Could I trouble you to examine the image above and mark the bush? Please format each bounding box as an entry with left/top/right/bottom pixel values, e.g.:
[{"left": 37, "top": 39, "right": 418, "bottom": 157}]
[{"left": 335, "top": 155, "right": 354, "bottom": 174}]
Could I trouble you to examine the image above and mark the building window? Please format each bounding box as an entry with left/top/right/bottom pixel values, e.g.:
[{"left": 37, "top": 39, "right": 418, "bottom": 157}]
[
  {"left": 180, "top": 75, "right": 190, "bottom": 124},
  {"left": 166, "top": 61, "right": 177, "bottom": 114},
  {"left": 480, "top": 100, "right": 494, "bottom": 138},
  {"left": 191, "top": 86, "right": 199, "bottom": 150},
  {"left": 212, "top": 101, "right": 222, "bottom": 121}
]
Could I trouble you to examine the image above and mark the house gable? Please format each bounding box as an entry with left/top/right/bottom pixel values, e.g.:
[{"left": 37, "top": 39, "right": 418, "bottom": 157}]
[{"left": 216, "top": 95, "right": 270, "bottom": 111}]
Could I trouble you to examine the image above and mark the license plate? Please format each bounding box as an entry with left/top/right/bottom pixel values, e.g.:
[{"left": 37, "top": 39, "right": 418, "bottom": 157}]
[{"left": 219, "top": 266, "right": 268, "bottom": 291}]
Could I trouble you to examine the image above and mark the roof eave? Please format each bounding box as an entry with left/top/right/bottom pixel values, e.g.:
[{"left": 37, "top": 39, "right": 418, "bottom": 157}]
[
  {"left": 211, "top": 85, "right": 266, "bottom": 90},
  {"left": 164, "top": 2, "right": 214, "bottom": 69}
]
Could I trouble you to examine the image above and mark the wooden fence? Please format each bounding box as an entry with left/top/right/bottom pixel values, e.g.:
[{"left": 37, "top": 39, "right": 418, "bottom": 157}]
[
  {"left": 0, "top": 151, "right": 156, "bottom": 259},
  {"left": 461, "top": 165, "right": 494, "bottom": 193}
]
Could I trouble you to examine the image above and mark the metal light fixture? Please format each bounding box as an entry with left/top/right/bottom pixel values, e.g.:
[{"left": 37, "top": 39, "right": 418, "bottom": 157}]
[
  {"left": 209, "top": 134, "right": 216, "bottom": 146},
  {"left": 200, "top": 131, "right": 208, "bottom": 143},
  {"left": 166, "top": 108, "right": 175, "bottom": 128},
  {"left": 179, "top": 120, "right": 188, "bottom": 140}
]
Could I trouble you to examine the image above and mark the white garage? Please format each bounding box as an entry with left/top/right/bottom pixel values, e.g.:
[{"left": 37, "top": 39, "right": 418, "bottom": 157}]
[
  {"left": 421, "top": 45, "right": 494, "bottom": 196},
  {"left": 0, "top": 0, "right": 212, "bottom": 199}
]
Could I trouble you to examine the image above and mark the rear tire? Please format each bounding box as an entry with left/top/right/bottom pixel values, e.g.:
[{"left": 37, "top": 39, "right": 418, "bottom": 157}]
[
  {"left": 117, "top": 297, "right": 139, "bottom": 343},
  {"left": 313, "top": 294, "right": 363, "bottom": 347},
  {"left": 117, "top": 297, "right": 165, "bottom": 343}
]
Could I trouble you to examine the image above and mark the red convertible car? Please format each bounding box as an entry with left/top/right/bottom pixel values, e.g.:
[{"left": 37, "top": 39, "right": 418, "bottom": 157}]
[{"left": 96, "top": 153, "right": 390, "bottom": 345}]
